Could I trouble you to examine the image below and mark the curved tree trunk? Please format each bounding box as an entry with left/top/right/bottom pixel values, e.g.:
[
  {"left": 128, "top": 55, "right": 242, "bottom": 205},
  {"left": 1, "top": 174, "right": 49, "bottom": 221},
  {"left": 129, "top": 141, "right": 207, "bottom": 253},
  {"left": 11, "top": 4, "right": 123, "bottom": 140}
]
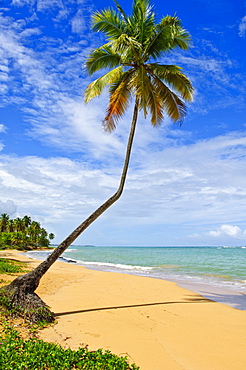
[{"left": 1, "top": 100, "right": 139, "bottom": 323}]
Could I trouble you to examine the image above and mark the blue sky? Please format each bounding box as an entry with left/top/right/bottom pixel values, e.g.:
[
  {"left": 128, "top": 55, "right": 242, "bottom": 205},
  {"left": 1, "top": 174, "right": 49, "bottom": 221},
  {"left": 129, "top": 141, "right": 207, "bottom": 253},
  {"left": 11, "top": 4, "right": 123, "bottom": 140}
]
[{"left": 0, "top": 0, "right": 246, "bottom": 246}]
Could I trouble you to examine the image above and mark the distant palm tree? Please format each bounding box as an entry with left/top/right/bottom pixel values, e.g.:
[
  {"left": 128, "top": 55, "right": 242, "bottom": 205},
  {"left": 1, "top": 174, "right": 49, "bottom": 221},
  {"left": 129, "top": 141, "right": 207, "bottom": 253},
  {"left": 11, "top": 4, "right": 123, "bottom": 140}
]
[
  {"left": 3, "top": 0, "right": 193, "bottom": 323},
  {"left": 22, "top": 215, "right": 32, "bottom": 229},
  {"left": 13, "top": 217, "right": 25, "bottom": 232},
  {"left": 0, "top": 213, "right": 10, "bottom": 232},
  {"left": 48, "top": 233, "right": 55, "bottom": 241},
  {"left": 7, "top": 219, "right": 15, "bottom": 233},
  {"left": 10, "top": 232, "right": 26, "bottom": 248}
]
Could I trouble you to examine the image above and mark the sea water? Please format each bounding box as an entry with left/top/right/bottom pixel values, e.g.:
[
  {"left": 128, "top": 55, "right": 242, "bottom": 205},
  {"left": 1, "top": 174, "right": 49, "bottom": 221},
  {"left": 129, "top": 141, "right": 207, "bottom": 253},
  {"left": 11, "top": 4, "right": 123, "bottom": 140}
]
[{"left": 25, "top": 245, "right": 246, "bottom": 310}]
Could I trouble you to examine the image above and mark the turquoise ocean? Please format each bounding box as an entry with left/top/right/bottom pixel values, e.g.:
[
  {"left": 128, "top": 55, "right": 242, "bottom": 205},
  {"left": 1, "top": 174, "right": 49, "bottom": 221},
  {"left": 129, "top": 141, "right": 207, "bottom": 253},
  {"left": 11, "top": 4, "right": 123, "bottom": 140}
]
[{"left": 25, "top": 245, "right": 246, "bottom": 310}]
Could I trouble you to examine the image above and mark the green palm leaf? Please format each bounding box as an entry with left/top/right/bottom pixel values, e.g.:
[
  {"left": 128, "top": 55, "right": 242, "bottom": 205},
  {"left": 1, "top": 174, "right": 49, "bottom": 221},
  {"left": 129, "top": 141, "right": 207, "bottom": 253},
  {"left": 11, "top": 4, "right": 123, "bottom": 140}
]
[
  {"left": 130, "top": 0, "right": 155, "bottom": 44},
  {"left": 149, "top": 64, "right": 194, "bottom": 101},
  {"left": 92, "top": 8, "right": 124, "bottom": 40},
  {"left": 151, "top": 74, "right": 187, "bottom": 121},
  {"left": 144, "top": 16, "right": 190, "bottom": 60},
  {"left": 146, "top": 82, "right": 164, "bottom": 125},
  {"left": 85, "top": 46, "right": 121, "bottom": 75},
  {"left": 84, "top": 66, "right": 124, "bottom": 102}
]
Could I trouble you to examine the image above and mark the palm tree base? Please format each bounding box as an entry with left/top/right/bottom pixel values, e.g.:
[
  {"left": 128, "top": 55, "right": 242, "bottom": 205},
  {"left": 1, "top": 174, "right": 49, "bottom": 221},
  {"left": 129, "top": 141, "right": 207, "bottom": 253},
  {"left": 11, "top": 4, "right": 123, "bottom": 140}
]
[{"left": 1, "top": 272, "right": 55, "bottom": 324}]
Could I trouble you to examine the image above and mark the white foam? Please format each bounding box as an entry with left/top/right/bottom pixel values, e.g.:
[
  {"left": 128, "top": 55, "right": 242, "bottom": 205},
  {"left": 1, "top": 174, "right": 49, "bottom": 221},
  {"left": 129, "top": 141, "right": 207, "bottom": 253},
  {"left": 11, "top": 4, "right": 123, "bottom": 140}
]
[{"left": 76, "top": 260, "right": 153, "bottom": 271}]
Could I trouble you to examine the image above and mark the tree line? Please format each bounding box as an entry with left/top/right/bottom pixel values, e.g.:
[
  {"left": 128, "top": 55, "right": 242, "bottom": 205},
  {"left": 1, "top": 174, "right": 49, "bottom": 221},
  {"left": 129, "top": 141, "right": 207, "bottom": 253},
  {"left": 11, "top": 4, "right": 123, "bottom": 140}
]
[{"left": 0, "top": 213, "right": 55, "bottom": 250}]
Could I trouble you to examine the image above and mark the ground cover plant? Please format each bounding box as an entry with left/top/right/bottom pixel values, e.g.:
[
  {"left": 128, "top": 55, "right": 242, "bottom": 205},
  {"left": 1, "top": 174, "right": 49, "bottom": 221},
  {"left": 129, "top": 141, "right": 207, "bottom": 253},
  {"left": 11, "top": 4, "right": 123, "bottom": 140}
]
[
  {"left": 0, "top": 258, "right": 27, "bottom": 274},
  {"left": 0, "top": 325, "right": 140, "bottom": 370}
]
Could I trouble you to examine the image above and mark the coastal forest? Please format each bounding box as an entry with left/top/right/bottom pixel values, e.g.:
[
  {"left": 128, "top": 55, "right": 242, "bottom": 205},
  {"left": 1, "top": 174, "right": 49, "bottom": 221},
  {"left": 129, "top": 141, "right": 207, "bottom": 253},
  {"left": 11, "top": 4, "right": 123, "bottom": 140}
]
[{"left": 0, "top": 213, "right": 55, "bottom": 250}]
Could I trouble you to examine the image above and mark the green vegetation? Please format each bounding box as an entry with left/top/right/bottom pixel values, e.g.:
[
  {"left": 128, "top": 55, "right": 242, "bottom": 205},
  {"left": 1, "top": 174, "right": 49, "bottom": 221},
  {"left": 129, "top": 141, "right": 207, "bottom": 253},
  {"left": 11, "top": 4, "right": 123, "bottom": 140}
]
[
  {"left": 0, "top": 325, "right": 139, "bottom": 370},
  {"left": 0, "top": 213, "right": 55, "bottom": 250},
  {"left": 0, "top": 258, "right": 27, "bottom": 274}
]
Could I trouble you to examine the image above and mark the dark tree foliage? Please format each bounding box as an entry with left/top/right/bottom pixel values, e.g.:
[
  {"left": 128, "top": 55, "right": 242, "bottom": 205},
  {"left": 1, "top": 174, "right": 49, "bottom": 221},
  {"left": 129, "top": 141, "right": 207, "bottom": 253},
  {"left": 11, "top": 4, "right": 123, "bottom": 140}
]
[{"left": 0, "top": 213, "right": 55, "bottom": 250}]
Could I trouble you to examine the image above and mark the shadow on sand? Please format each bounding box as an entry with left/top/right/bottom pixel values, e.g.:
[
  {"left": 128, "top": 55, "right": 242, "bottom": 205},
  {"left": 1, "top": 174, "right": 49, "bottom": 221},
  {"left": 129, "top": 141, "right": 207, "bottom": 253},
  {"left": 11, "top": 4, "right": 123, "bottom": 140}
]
[
  {"left": 198, "top": 291, "right": 246, "bottom": 311},
  {"left": 54, "top": 296, "right": 212, "bottom": 317}
]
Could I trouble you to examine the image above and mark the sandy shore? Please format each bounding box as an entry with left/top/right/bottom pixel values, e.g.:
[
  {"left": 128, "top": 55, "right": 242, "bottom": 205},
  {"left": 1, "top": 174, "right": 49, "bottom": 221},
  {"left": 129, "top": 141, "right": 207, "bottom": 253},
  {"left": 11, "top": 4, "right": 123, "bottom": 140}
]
[{"left": 1, "top": 250, "right": 246, "bottom": 370}]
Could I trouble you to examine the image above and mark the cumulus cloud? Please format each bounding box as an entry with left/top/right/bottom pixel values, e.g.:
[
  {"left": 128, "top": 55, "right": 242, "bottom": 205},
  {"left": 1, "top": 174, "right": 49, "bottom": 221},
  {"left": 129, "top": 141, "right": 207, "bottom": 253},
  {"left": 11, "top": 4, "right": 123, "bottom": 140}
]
[
  {"left": 1, "top": 131, "right": 246, "bottom": 244},
  {"left": 0, "top": 199, "right": 17, "bottom": 216},
  {"left": 208, "top": 225, "right": 243, "bottom": 238}
]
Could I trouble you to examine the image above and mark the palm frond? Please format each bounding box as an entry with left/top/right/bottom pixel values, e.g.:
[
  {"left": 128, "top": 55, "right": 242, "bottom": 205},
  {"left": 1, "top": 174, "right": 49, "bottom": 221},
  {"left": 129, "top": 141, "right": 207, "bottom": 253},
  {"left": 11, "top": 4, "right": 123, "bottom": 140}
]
[
  {"left": 92, "top": 8, "right": 125, "bottom": 40},
  {"left": 113, "top": 0, "right": 128, "bottom": 23},
  {"left": 85, "top": 46, "right": 122, "bottom": 75},
  {"left": 130, "top": 0, "right": 155, "bottom": 44},
  {"left": 151, "top": 74, "right": 187, "bottom": 122},
  {"left": 146, "top": 83, "right": 164, "bottom": 125},
  {"left": 172, "top": 29, "right": 191, "bottom": 50},
  {"left": 148, "top": 64, "right": 194, "bottom": 101},
  {"left": 129, "top": 65, "right": 151, "bottom": 116},
  {"left": 111, "top": 34, "right": 142, "bottom": 61},
  {"left": 84, "top": 66, "right": 124, "bottom": 102},
  {"left": 103, "top": 71, "right": 134, "bottom": 131},
  {"left": 144, "top": 15, "right": 191, "bottom": 60}
]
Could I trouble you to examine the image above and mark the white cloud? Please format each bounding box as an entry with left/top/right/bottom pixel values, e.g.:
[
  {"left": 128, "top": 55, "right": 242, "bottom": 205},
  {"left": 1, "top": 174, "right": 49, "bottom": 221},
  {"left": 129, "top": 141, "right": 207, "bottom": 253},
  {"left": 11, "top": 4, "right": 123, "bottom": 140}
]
[
  {"left": 20, "top": 28, "right": 42, "bottom": 38},
  {"left": 1, "top": 131, "right": 246, "bottom": 244},
  {"left": 0, "top": 199, "right": 17, "bottom": 216},
  {"left": 0, "top": 124, "right": 6, "bottom": 133},
  {"left": 239, "top": 15, "right": 246, "bottom": 37},
  {"left": 71, "top": 9, "right": 86, "bottom": 34},
  {"left": 1, "top": 1, "right": 245, "bottom": 163},
  {"left": 11, "top": 0, "right": 32, "bottom": 6},
  {"left": 208, "top": 225, "right": 243, "bottom": 238}
]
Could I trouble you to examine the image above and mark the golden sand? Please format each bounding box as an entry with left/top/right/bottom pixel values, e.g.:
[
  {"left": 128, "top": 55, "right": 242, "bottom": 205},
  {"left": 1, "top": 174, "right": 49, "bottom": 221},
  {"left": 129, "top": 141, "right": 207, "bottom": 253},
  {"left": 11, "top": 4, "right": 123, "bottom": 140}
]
[{"left": 1, "top": 250, "right": 246, "bottom": 370}]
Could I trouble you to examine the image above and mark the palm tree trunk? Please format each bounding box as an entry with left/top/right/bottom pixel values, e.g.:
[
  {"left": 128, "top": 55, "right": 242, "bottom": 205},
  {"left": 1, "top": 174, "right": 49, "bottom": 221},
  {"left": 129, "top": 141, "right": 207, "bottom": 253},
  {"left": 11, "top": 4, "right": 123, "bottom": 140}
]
[{"left": 1, "top": 100, "right": 139, "bottom": 323}]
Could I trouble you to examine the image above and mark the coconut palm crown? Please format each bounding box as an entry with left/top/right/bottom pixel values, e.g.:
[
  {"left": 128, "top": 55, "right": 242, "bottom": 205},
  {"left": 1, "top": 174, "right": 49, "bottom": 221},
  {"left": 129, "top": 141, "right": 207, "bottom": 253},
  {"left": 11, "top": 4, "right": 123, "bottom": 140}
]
[{"left": 85, "top": 0, "right": 194, "bottom": 132}]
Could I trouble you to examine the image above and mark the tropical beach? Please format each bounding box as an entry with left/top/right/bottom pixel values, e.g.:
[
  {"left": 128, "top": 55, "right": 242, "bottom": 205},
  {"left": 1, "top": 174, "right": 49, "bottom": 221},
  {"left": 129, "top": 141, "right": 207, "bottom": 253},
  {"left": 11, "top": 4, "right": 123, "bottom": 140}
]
[
  {"left": 1, "top": 0, "right": 246, "bottom": 368},
  {"left": 1, "top": 249, "right": 246, "bottom": 370}
]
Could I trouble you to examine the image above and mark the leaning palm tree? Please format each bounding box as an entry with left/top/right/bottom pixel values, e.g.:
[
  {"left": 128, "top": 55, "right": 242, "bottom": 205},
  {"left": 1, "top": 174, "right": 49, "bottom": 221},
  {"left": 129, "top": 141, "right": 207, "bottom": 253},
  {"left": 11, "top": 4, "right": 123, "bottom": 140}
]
[{"left": 1, "top": 0, "right": 193, "bottom": 323}]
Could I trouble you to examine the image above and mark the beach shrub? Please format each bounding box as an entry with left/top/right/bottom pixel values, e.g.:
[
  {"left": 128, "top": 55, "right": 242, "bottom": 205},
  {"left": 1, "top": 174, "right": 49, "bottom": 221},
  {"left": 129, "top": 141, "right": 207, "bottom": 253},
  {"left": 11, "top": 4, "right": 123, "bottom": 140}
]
[{"left": 0, "top": 325, "right": 140, "bottom": 370}]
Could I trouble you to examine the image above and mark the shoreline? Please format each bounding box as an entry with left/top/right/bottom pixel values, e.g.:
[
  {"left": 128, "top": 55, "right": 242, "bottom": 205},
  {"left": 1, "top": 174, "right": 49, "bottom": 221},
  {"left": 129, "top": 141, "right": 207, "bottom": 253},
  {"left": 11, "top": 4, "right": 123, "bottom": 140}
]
[
  {"left": 79, "top": 266, "right": 246, "bottom": 311},
  {"left": 24, "top": 249, "right": 246, "bottom": 311},
  {"left": 1, "top": 250, "right": 246, "bottom": 370}
]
